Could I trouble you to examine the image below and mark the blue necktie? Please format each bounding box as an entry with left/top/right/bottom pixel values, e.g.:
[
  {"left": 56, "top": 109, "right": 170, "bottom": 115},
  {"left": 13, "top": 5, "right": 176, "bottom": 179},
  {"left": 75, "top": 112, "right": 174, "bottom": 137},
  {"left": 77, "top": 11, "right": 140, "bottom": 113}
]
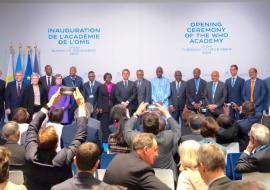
[
  {"left": 212, "top": 82, "right": 217, "bottom": 102},
  {"left": 195, "top": 79, "right": 199, "bottom": 94},
  {"left": 231, "top": 77, "right": 235, "bottom": 87}
]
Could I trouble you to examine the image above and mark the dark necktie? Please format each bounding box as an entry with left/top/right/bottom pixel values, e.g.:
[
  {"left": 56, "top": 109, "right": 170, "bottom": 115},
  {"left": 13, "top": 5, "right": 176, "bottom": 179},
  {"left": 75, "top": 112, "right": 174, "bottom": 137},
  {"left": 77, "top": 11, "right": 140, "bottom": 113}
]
[
  {"left": 17, "top": 83, "right": 21, "bottom": 95},
  {"left": 47, "top": 76, "right": 51, "bottom": 87},
  {"left": 176, "top": 82, "right": 180, "bottom": 93}
]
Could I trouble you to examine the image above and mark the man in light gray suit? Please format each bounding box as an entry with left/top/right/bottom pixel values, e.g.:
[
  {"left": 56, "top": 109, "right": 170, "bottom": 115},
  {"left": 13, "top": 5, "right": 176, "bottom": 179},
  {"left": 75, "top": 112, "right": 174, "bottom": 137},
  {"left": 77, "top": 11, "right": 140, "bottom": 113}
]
[
  {"left": 169, "top": 70, "right": 186, "bottom": 123},
  {"left": 205, "top": 70, "right": 227, "bottom": 117},
  {"left": 115, "top": 69, "right": 137, "bottom": 116},
  {"left": 264, "top": 77, "right": 270, "bottom": 114},
  {"left": 135, "top": 69, "right": 151, "bottom": 104}
]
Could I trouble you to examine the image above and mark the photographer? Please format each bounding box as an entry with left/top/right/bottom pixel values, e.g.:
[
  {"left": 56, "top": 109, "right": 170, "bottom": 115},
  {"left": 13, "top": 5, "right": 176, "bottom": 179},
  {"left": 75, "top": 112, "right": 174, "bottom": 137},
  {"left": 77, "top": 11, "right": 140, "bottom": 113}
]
[{"left": 123, "top": 102, "right": 181, "bottom": 182}]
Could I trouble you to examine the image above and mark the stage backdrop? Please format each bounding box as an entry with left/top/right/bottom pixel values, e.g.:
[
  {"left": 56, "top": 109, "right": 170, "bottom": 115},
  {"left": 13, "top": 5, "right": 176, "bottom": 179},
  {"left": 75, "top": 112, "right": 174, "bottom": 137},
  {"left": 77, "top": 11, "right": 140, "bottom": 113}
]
[{"left": 0, "top": 1, "right": 269, "bottom": 82}]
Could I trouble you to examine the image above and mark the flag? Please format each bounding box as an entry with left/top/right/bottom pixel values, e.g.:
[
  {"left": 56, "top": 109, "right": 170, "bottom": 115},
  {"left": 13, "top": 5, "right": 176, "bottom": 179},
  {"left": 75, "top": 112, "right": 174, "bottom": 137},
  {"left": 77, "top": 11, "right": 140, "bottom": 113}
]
[
  {"left": 15, "top": 52, "right": 23, "bottom": 73},
  {"left": 23, "top": 52, "right": 33, "bottom": 84},
  {"left": 33, "top": 48, "right": 40, "bottom": 75},
  {"left": 5, "top": 52, "right": 14, "bottom": 83}
]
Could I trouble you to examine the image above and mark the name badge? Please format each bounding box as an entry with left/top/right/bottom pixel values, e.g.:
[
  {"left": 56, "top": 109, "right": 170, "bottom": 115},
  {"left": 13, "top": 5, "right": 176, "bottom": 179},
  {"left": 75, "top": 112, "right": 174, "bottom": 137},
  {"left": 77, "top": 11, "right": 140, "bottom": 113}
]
[{"left": 89, "top": 95, "right": 94, "bottom": 98}]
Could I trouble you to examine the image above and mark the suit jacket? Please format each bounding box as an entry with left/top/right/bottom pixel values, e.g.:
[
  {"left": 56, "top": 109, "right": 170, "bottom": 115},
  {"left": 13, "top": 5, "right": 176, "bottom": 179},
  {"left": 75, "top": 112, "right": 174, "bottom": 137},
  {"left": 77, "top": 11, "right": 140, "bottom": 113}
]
[
  {"left": 5, "top": 80, "right": 27, "bottom": 112},
  {"left": 97, "top": 84, "right": 117, "bottom": 113},
  {"left": 186, "top": 78, "right": 207, "bottom": 110},
  {"left": 208, "top": 176, "right": 231, "bottom": 190},
  {"left": 135, "top": 78, "right": 151, "bottom": 104},
  {"left": 124, "top": 116, "right": 181, "bottom": 180},
  {"left": 88, "top": 117, "right": 102, "bottom": 142},
  {"left": 180, "top": 130, "right": 203, "bottom": 143},
  {"left": 61, "top": 119, "right": 102, "bottom": 151},
  {"left": 225, "top": 76, "right": 245, "bottom": 105},
  {"left": 235, "top": 145, "right": 270, "bottom": 173},
  {"left": 22, "top": 84, "right": 48, "bottom": 117},
  {"left": 115, "top": 80, "right": 137, "bottom": 111},
  {"left": 63, "top": 75, "right": 83, "bottom": 92},
  {"left": 264, "top": 77, "right": 270, "bottom": 112},
  {"left": 2, "top": 141, "right": 25, "bottom": 169},
  {"left": 103, "top": 152, "right": 171, "bottom": 190},
  {"left": 0, "top": 79, "right": 5, "bottom": 118},
  {"left": 39, "top": 75, "right": 55, "bottom": 94},
  {"left": 24, "top": 110, "right": 87, "bottom": 190},
  {"left": 51, "top": 171, "right": 104, "bottom": 190},
  {"left": 205, "top": 81, "right": 227, "bottom": 114},
  {"left": 243, "top": 78, "right": 266, "bottom": 112},
  {"left": 169, "top": 80, "right": 186, "bottom": 111},
  {"left": 83, "top": 80, "right": 101, "bottom": 109}
]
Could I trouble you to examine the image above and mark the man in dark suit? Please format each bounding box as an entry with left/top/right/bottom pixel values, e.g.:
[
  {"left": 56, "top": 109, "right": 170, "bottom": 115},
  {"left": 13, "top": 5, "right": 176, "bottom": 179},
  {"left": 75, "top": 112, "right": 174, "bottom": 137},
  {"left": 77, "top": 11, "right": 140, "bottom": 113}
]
[
  {"left": 24, "top": 88, "right": 87, "bottom": 190},
  {"left": 39, "top": 65, "right": 55, "bottom": 94},
  {"left": 180, "top": 114, "right": 204, "bottom": 143},
  {"left": 243, "top": 68, "right": 266, "bottom": 113},
  {"left": 0, "top": 70, "right": 6, "bottom": 127},
  {"left": 5, "top": 71, "right": 27, "bottom": 120},
  {"left": 83, "top": 71, "right": 101, "bottom": 119},
  {"left": 205, "top": 70, "right": 227, "bottom": 117},
  {"left": 225, "top": 65, "right": 245, "bottom": 119},
  {"left": 63, "top": 66, "right": 84, "bottom": 123},
  {"left": 135, "top": 69, "right": 151, "bottom": 104},
  {"left": 197, "top": 144, "right": 232, "bottom": 190},
  {"left": 235, "top": 123, "right": 270, "bottom": 173},
  {"left": 103, "top": 133, "right": 171, "bottom": 190},
  {"left": 2, "top": 121, "right": 25, "bottom": 171},
  {"left": 169, "top": 70, "right": 186, "bottom": 123},
  {"left": 61, "top": 103, "right": 102, "bottom": 151},
  {"left": 51, "top": 142, "right": 106, "bottom": 190},
  {"left": 115, "top": 69, "right": 137, "bottom": 116},
  {"left": 123, "top": 102, "right": 181, "bottom": 182},
  {"left": 186, "top": 68, "right": 207, "bottom": 112}
]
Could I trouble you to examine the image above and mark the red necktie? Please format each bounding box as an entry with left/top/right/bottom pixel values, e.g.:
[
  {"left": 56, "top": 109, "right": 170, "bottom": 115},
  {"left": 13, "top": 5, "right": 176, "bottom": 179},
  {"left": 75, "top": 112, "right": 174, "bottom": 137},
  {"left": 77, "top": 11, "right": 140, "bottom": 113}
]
[{"left": 17, "top": 83, "right": 21, "bottom": 95}]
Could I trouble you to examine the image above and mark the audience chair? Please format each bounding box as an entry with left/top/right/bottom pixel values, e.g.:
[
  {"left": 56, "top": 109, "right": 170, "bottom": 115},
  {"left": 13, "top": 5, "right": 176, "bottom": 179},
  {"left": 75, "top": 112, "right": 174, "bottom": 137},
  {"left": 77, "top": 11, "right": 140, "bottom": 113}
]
[
  {"left": 226, "top": 153, "right": 242, "bottom": 180},
  {"left": 242, "top": 172, "right": 270, "bottom": 189},
  {"left": 9, "top": 170, "right": 24, "bottom": 185}
]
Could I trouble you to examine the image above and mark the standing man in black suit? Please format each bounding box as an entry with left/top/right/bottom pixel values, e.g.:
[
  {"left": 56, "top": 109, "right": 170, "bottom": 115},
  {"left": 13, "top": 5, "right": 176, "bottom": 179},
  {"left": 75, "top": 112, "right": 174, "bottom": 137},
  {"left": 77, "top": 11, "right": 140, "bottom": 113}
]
[
  {"left": 0, "top": 70, "right": 6, "bottom": 127},
  {"left": 186, "top": 68, "right": 207, "bottom": 112},
  {"left": 5, "top": 71, "right": 27, "bottom": 121},
  {"left": 39, "top": 65, "right": 55, "bottom": 94},
  {"left": 103, "top": 133, "right": 171, "bottom": 190},
  {"left": 135, "top": 69, "right": 151, "bottom": 105},
  {"left": 83, "top": 71, "right": 101, "bottom": 119},
  {"left": 197, "top": 144, "right": 232, "bottom": 190},
  {"left": 169, "top": 70, "right": 186, "bottom": 123},
  {"left": 205, "top": 70, "right": 227, "bottom": 117},
  {"left": 225, "top": 65, "right": 245, "bottom": 120},
  {"left": 115, "top": 69, "right": 137, "bottom": 116}
]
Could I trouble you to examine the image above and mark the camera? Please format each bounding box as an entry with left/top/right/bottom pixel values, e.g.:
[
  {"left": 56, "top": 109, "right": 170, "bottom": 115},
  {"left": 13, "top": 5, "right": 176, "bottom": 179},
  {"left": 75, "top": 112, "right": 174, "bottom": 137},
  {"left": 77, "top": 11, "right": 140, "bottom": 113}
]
[
  {"left": 60, "top": 86, "right": 76, "bottom": 95},
  {"left": 147, "top": 104, "right": 156, "bottom": 111},
  {"left": 226, "top": 103, "right": 232, "bottom": 107}
]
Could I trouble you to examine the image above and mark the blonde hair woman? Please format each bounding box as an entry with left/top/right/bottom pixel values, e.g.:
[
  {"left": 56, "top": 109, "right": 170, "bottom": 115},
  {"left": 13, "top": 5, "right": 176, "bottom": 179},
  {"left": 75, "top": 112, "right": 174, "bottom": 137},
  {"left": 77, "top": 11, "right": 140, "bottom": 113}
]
[{"left": 177, "top": 140, "right": 207, "bottom": 190}]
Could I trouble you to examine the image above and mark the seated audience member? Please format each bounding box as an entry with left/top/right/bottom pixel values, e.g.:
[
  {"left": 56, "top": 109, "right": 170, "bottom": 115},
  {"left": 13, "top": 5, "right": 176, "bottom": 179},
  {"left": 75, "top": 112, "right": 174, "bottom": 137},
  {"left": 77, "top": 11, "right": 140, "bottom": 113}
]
[
  {"left": 47, "top": 108, "right": 64, "bottom": 152},
  {"left": 109, "top": 104, "right": 129, "bottom": 133},
  {"left": 177, "top": 140, "right": 207, "bottom": 190},
  {"left": 103, "top": 133, "right": 171, "bottom": 190},
  {"left": 234, "top": 102, "right": 262, "bottom": 151},
  {"left": 2, "top": 121, "right": 25, "bottom": 171},
  {"left": 24, "top": 88, "right": 88, "bottom": 190},
  {"left": 51, "top": 142, "right": 106, "bottom": 190},
  {"left": 124, "top": 102, "right": 181, "bottom": 181},
  {"left": 108, "top": 104, "right": 130, "bottom": 153},
  {"left": 226, "top": 181, "right": 265, "bottom": 190},
  {"left": 61, "top": 102, "right": 102, "bottom": 150},
  {"left": 181, "top": 108, "right": 196, "bottom": 135},
  {"left": 180, "top": 114, "right": 204, "bottom": 143},
  {"left": 235, "top": 123, "right": 270, "bottom": 173},
  {"left": 216, "top": 114, "right": 239, "bottom": 144},
  {"left": 197, "top": 144, "right": 231, "bottom": 190},
  {"left": 12, "top": 107, "right": 30, "bottom": 145},
  {"left": 200, "top": 117, "right": 226, "bottom": 153},
  {"left": 0, "top": 147, "right": 27, "bottom": 190}
]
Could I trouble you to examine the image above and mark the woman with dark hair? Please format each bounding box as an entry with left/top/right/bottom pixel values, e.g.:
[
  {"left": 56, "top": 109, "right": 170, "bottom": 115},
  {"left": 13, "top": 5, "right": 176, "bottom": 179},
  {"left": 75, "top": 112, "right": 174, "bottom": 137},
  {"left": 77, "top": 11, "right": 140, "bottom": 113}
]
[
  {"left": 97, "top": 73, "right": 117, "bottom": 143},
  {"left": 48, "top": 74, "right": 70, "bottom": 124},
  {"left": 108, "top": 104, "right": 130, "bottom": 153}
]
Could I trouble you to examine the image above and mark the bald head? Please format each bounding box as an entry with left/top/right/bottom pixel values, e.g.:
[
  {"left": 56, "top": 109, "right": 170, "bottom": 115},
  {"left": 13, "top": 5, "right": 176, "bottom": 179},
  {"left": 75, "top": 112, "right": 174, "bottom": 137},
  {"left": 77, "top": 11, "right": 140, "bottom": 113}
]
[
  {"left": 211, "top": 70, "right": 219, "bottom": 82},
  {"left": 2, "top": 121, "right": 20, "bottom": 142}
]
